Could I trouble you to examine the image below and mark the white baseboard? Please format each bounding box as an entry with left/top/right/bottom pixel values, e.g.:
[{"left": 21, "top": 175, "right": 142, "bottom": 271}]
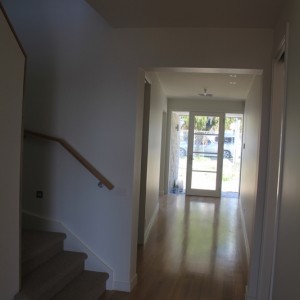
[
  {"left": 22, "top": 210, "right": 114, "bottom": 289},
  {"left": 113, "top": 273, "right": 137, "bottom": 292},
  {"left": 131, "top": 273, "right": 138, "bottom": 290},
  {"left": 144, "top": 203, "right": 159, "bottom": 244},
  {"left": 239, "top": 199, "right": 250, "bottom": 265}
]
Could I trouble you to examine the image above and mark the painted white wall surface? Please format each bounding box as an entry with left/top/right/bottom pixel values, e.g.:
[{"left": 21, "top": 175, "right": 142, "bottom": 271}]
[
  {"left": 143, "top": 72, "right": 167, "bottom": 242},
  {"left": 257, "top": 58, "right": 285, "bottom": 300},
  {"left": 240, "top": 76, "right": 262, "bottom": 254},
  {"left": 137, "top": 80, "right": 150, "bottom": 245},
  {"left": 168, "top": 98, "right": 245, "bottom": 113},
  {"left": 137, "top": 72, "right": 167, "bottom": 244},
  {"left": 0, "top": 7, "right": 25, "bottom": 299},
  {"left": 3, "top": 0, "right": 273, "bottom": 292},
  {"left": 159, "top": 111, "right": 167, "bottom": 196},
  {"left": 239, "top": 75, "right": 265, "bottom": 299},
  {"left": 270, "top": 0, "right": 300, "bottom": 299}
]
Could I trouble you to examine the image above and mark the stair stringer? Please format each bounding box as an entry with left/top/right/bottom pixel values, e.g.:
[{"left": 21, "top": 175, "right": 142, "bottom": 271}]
[{"left": 22, "top": 210, "right": 114, "bottom": 290}]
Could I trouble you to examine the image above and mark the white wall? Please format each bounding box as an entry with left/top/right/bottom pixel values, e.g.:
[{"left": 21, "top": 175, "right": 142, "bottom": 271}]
[
  {"left": 159, "top": 111, "right": 167, "bottom": 195},
  {"left": 3, "top": 0, "right": 274, "bottom": 292},
  {"left": 142, "top": 72, "right": 167, "bottom": 242},
  {"left": 238, "top": 75, "right": 266, "bottom": 300},
  {"left": 257, "top": 57, "right": 285, "bottom": 300},
  {"left": 168, "top": 98, "right": 245, "bottom": 113},
  {"left": 0, "top": 7, "right": 25, "bottom": 299},
  {"left": 269, "top": 0, "right": 300, "bottom": 299},
  {"left": 138, "top": 72, "right": 167, "bottom": 244},
  {"left": 239, "top": 75, "right": 262, "bottom": 257},
  {"left": 4, "top": 0, "right": 136, "bottom": 291},
  {"left": 137, "top": 80, "right": 150, "bottom": 244}
]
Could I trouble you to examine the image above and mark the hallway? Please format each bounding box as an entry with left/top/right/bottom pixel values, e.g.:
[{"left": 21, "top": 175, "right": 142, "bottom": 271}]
[{"left": 103, "top": 194, "right": 248, "bottom": 300}]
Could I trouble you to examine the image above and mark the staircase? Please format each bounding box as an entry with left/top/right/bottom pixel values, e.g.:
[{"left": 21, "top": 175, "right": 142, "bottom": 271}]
[{"left": 15, "top": 231, "right": 109, "bottom": 300}]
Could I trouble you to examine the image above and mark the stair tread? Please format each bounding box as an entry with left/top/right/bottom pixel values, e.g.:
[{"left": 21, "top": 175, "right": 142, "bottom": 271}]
[
  {"left": 17, "top": 251, "right": 87, "bottom": 300},
  {"left": 22, "top": 230, "right": 66, "bottom": 263},
  {"left": 52, "top": 271, "right": 109, "bottom": 300}
]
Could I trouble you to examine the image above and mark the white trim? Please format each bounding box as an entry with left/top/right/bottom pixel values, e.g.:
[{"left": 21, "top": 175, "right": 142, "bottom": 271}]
[
  {"left": 268, "top": 24, "right": 289, "bottom": 300},
  {"left": 130, "top": 273, "right": 138, "bottom": 290},
  {"left": 144, "top": 203, "right": 159, "bottom": 244},
  {"left": 239, "top": 197, "right": 250, "bottom": 265},
  {"left": 255, "top": 26, "right": 289, "bottom": 300},
  {"left": 112, "top": 280, "right": 130, "bottom": 292},
  {"left": 185, "top": 112, "right": 224, "bottom": 197},
  {"left": 112, "top": 273, "right": 137, "bottom": 292},
  {"left": 22, "top": 210, "right": 114, "bottom": 290},
  {"left": 144, "top": 73, "right": 152, "bottom": 85}
]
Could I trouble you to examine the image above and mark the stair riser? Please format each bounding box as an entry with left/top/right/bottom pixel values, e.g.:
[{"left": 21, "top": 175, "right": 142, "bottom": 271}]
[
  {"left": 22, "top": 241, "right": 64, "bottom": 276},
  {"left": 17, "top": 231, "right": 108, "bottom": 300},
  {"left": 38, "top": 263, "right": 85, "bottom": 300},
  {"left": 53, "top": 282, "right": 106, "bottom": 300},
  {"left": 51, "top": 271, "right": 109, "bottom": 300},
  {"left": 15, "top": 261, "right": 85, "bottom": 300},
  {"left": 87, "top": 284, "right": 106, "bottom": 300}
]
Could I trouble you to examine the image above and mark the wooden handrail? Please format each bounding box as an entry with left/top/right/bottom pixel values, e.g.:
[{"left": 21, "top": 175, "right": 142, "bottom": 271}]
[{"left": 24, "top": 130, "right": 114, "bottom": 190}]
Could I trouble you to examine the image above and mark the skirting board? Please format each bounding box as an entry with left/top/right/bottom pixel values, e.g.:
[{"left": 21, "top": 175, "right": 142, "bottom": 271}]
[
  {"left": 144, "top": 203, "right": 159, "bottom": 244},
  {"left": 239, "top": 199, "right": 250, "bottom": 265},
  {"left": 113, "top": 273, "right": 138, "bottom": 292},
  {"left": 22, "top": 210, "right": 114, "bottom": 289}
]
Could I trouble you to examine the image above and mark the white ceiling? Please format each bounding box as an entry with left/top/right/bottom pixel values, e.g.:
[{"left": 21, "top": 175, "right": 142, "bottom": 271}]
[
  {"left": 154, "top": 69, "right": 256, "bottom": 100},
  {"left": 86, "top": 0, "right": 284, "bottom": 28},
  {"left": 85, "top": 0, "right": 271, "bottom": 100}
]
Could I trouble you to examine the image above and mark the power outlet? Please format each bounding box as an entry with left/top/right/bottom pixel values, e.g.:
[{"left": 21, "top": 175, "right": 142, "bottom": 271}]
[{"left": 36, "top": 191, "right": 43, "bottom": 198}]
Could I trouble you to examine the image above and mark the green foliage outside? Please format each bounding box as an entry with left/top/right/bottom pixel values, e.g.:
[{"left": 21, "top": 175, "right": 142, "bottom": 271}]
[{"left": 180, "top": 115, "right": 236, "bottom": 132}]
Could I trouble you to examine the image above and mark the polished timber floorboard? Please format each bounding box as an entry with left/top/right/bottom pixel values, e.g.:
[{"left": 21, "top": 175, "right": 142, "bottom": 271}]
[{"left": 103, "top": 194, "right": 248, "bottom": 300}]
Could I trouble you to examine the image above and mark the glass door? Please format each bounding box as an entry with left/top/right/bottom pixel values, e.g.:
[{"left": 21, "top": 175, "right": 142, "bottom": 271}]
[{"left": 186, "top": 113, "right": 224, "bottom": 197}]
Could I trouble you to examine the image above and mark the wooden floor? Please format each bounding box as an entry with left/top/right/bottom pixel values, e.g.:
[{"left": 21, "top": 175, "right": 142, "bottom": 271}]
[{"left": 102, "top": 194, "right": 248, "bottom": 300}]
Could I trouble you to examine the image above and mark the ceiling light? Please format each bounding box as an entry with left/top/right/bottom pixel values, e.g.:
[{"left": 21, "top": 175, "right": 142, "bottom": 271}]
[
  {"left": 229, "top": 81, "right": 237, "bottom": 85},
  {"left": 198, "top": 88, "right": 213, "bottom": 97},
  {"left": 230, "top": 74, "right": 237, "bottom": 78}
]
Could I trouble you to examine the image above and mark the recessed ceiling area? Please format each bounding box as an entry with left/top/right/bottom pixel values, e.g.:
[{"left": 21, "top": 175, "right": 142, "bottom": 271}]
[
  {"left": 86, "top": 0, "right": 284, "bottom": 28},
  {"left": 154, "top": 69, "right": 257, "bottom": 100}
]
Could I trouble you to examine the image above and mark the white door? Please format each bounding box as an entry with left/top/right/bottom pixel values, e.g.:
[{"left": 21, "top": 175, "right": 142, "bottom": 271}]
[{"left": 186, "top": 113, "right": 224, "bottom": 197}]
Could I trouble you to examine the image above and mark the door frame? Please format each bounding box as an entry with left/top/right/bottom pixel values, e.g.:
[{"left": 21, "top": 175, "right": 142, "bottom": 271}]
[
  {"left": 185, "top": 112, "right": 225, "bottom": 197},
  {"left": 164, "top": 100, "right": 245, "bottom": 196},
  {"left": 256, "top": 27, "right": 289, "bottom": 300}
]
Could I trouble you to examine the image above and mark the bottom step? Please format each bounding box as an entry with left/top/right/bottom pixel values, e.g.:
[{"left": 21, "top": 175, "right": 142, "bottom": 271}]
[{"left": 52, "top": 271, "right": 109, "bottom": 300}]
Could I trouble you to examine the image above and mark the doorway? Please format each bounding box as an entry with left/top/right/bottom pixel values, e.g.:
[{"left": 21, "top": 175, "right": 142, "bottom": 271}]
[
  {"left": 221, "top": 114, "right": 243, "bottom": 197},
  {"left": 169, "top": 111, "right": 243, "bottom": 198},
  {"left": 186, "top": 112, "right": 224, "bottom": 197}
]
